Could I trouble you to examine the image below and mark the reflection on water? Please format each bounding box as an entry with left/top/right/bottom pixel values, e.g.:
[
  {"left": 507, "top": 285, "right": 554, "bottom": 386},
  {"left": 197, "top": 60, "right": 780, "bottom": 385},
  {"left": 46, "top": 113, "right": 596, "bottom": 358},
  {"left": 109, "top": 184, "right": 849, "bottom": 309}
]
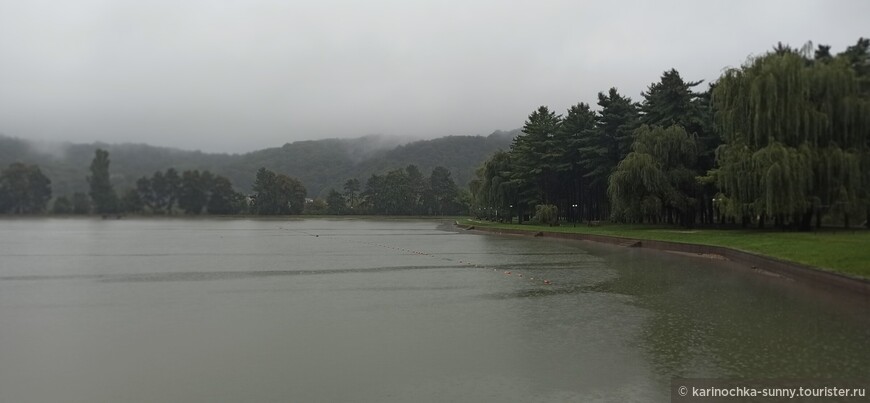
[
  {"left": 597, "top": 251, "right": 870, "bottom": 379},
  {"left": 0, "top": 218, "right": 867, "bottom": 402}
]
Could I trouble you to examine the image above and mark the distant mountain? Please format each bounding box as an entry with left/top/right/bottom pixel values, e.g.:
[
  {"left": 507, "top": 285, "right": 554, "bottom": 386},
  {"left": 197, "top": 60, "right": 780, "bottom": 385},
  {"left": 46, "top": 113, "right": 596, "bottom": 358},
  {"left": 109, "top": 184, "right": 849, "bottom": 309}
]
[{"left": 0, "top": 130, "right": 518, "bottom": 198}]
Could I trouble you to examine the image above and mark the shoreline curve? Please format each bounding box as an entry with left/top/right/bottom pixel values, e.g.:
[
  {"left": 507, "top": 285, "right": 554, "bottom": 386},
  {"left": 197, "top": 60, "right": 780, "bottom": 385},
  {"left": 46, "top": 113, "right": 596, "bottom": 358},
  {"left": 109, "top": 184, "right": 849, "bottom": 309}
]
[{"left": 456, "top": 222, "right": 870, "bottom": 298}]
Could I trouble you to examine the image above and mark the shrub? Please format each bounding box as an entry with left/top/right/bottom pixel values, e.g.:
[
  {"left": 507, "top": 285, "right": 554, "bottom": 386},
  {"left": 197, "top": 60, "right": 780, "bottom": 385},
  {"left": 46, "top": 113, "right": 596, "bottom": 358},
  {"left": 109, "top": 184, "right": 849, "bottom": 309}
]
[{"left": 534, "top": 204, "right": 559, "bottom": 226}]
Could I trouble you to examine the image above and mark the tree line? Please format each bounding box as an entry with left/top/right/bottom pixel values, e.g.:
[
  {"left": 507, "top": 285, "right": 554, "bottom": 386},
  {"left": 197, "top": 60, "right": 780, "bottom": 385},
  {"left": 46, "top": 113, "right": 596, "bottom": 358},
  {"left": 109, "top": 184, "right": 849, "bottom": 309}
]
[
  {"left": 0, "top": 148, "right": 290, "bottom": 216},
  {"left": 0, "top": 131, "right": 514, "bottom": 199},
  {"left": 309, "top": 165, "right": 463, "bottom": 215},
  {"left": 1, "top": 148, "right": 466, "bottom": 216},
  {"left": 54, "top": 149, "right": 254, "bottom": 215},
  {"left": 470, "top": 38, "right": 870, "bottom": 229}
]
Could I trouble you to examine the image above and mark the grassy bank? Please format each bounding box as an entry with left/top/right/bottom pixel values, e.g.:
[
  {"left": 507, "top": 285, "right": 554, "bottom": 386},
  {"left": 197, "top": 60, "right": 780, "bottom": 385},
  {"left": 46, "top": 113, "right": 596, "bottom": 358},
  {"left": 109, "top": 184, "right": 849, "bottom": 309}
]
[{"left": 459, "top": 219, "right": 870, "bottom": 279}]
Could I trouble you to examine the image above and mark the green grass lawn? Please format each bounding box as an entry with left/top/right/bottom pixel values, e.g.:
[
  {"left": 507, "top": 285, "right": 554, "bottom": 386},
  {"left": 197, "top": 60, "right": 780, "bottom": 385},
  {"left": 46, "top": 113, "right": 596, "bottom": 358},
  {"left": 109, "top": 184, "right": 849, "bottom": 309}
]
[{"left": 459, "top": 219, "right": 870, "bottom": 279}]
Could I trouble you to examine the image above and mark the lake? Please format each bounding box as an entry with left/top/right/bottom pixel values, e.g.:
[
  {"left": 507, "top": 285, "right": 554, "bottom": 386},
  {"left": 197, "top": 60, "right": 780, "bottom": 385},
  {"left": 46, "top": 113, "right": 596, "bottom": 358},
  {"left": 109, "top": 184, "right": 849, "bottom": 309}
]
[{"left": 0, "top": 218, "right": 868, "bottom": 402}]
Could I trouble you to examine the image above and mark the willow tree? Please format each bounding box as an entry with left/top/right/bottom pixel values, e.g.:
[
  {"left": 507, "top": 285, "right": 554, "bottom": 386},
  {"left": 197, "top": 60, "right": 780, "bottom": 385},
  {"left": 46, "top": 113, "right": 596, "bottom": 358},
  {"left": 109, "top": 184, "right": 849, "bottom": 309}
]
[
  {"left": 641, "top": 69, "right": 717, "bottom": 223},
  {"left": 473, "top": 150, "right": 517, "bottom": 222},
  {"left": 713, "top": 49, "right": 870, "bottom": 229},
  {"left": 609, "top": 125, "right": 698, "bottom": 226}
]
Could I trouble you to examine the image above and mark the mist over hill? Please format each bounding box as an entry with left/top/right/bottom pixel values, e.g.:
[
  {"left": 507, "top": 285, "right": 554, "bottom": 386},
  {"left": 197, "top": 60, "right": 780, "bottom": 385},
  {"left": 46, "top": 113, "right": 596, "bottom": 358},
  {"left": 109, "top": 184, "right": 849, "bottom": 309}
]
[{"left": 0, "top": 130, "right": 518, "bottom": 198}]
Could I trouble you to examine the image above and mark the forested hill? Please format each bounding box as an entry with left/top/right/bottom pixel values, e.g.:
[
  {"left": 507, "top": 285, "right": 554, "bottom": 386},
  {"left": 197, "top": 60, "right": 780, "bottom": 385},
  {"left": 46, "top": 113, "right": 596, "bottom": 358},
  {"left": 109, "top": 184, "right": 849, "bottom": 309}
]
[
  {"left": 0, "top": 130, "right": 517, "bottom": 198},
  {"left": 325, "top": 131, "right": 518, "bottom": 196}
]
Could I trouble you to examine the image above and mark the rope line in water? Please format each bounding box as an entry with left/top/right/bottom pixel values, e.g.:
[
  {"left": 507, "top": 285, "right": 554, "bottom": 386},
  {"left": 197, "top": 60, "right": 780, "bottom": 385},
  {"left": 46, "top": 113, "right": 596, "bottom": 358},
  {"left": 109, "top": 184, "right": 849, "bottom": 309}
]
[{"left": 297, "top": 230, "right": 553, "bottom": 286}]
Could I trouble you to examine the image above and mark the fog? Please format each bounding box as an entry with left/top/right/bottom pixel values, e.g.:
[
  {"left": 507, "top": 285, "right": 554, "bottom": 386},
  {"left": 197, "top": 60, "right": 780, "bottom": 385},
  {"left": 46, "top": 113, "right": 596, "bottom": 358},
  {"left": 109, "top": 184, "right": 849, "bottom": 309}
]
[{"left": 0, "top": 0, "right": 867, "bottom": 152}]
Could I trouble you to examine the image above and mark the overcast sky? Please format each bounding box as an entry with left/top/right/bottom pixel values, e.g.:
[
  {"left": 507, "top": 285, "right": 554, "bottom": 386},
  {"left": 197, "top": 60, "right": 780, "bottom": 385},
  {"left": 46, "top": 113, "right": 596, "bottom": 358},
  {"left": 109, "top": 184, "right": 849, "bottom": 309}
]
[{"left": 0, "top": 0, "right": 867, "bottom": 153}]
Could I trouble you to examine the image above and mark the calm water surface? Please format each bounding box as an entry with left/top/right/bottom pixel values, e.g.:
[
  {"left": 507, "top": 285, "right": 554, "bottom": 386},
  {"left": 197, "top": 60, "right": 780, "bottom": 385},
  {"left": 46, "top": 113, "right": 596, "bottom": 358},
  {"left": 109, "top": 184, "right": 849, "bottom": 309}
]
[{"left": 0, "top": 218, "right": 868, "bottom": 402}]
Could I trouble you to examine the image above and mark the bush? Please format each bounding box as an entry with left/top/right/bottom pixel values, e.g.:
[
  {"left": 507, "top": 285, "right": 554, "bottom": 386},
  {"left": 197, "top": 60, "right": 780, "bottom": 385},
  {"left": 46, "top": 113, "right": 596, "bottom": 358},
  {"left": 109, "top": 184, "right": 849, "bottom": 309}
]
[{"left": 534, "top": 204, "right": 559, "bottom": 226}]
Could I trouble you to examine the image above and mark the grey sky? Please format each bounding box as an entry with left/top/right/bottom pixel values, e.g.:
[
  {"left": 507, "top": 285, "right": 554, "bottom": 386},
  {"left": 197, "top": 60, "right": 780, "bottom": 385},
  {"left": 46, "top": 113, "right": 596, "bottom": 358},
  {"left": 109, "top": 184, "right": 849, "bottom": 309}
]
[{"left": 0, "top": 0, "right": 867, "bottom": 153}]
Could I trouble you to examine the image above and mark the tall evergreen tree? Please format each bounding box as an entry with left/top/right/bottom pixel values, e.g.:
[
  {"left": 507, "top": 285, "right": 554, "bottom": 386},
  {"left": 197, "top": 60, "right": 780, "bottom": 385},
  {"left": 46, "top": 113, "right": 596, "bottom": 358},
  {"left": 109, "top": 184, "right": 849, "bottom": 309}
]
[
  {"left": 87, "top": 149, "right": 117, "bottom": 214},
  {"left": 597, "top": 88, "right": 640, "bottom": 165},
  {"left": 577, "top": 88, "right": 640, "bottom": 220},
  {"left": 511, "top": 106, "right": 562, "bottom": 215},
  {"left": 560, "top": 102, "right": 599, "bottom": 221}
]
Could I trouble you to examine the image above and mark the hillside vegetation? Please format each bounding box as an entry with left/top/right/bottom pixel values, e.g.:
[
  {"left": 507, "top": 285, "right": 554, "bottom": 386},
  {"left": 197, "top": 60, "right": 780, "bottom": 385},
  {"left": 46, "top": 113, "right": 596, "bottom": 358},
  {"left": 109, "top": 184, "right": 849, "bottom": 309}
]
[{"left": 0, "top": 130, "right": 517, "bottom": 198}]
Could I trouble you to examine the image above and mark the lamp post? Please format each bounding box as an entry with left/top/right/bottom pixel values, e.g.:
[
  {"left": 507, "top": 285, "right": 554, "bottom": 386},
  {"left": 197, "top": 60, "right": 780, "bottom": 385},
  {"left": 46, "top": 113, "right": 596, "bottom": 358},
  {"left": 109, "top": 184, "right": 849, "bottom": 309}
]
[
  {"left": 571, "top": 204, "right": 578, "bottom": 227},
  {"left": 509, "top": 205, "right": 513, "bottom": 224},
  {"left": 712, "top": 197, "right": 719, "bottom": 225}
]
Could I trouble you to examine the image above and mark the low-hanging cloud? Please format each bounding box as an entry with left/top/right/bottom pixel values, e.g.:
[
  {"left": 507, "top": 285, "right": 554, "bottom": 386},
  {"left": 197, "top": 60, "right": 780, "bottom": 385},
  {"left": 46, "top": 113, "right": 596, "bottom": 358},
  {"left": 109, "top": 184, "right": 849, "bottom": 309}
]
[{"left": 0, "top": 0, "right": 867, "bottom": 152}]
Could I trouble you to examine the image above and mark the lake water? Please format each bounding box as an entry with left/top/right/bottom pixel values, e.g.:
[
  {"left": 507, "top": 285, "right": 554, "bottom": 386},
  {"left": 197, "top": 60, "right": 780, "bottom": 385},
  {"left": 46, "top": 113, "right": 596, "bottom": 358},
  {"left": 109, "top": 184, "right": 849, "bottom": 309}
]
[{"left": 0, "top": 218, "right": 868, "bottom": 402}]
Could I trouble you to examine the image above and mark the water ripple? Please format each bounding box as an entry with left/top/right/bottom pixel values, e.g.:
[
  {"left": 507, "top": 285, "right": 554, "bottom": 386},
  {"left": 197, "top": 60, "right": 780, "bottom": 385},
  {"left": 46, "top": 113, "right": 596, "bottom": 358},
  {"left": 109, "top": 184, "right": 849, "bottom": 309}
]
[{"left": 0, "top": 265, "right": 468, "bottom": 283}]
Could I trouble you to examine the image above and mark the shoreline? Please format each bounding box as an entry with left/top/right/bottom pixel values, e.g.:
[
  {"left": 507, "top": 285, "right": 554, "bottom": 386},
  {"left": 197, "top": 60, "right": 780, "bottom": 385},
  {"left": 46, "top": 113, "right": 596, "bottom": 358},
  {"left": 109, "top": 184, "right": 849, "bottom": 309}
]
[{"left": 456, "top": 222, "right": 870, "bottom": 298}]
